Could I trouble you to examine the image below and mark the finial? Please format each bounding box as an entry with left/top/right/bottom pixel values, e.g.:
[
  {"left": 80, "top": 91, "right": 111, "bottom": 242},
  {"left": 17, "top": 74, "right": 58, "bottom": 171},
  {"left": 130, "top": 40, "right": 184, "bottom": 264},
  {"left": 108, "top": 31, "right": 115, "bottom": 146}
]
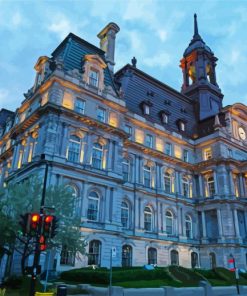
[
  {"left": 131, "top": 56, "right": 137, "bottom": 67},
  {"left": 194, "top": 13, "right": 199, "bottom": 37}
]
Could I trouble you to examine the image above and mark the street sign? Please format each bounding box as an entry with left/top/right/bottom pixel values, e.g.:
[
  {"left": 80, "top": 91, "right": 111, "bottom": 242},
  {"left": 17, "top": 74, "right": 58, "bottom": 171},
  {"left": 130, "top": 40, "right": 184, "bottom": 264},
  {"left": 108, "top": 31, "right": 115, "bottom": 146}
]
[{"left": 112, "top": 247, "right": 116, "bottom": 258}]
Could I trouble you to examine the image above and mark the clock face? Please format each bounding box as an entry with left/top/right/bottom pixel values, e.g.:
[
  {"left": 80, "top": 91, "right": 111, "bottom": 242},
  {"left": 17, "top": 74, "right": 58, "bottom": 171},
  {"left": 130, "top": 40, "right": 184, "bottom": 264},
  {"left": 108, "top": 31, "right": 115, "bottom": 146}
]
[{"left": 238, "top": 127, "right": 246, "bottom": 140}]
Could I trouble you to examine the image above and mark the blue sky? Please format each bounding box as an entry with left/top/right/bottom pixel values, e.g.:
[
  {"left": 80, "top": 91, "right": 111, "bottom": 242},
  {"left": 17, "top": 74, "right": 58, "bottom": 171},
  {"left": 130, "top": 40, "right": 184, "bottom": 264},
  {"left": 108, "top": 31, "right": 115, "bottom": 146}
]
[{"left": 0, "top": 0, "right": 247, "bottom": 111}]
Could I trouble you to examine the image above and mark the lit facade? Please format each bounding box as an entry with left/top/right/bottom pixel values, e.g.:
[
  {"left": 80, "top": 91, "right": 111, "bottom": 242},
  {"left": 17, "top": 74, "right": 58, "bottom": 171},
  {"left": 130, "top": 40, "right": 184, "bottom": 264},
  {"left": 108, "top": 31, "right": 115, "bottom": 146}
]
[{"left": 1, "top": 17, "right": 247, "bottom": 273}]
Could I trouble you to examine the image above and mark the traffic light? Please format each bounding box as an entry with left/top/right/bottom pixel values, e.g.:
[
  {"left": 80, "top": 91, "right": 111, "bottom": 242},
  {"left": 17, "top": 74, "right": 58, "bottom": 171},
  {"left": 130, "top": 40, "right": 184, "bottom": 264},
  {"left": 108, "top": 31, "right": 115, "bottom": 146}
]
[
  {"left": 29, "top": 213, "right": 40, "bottom": 237},
  {"left": 39, "top": 235, "right": 47, "bottom": 251},
  {"left": 19, "top": 213, "right": 30, "bottom": 236},
  {"left": 50, "top": 216, "right": 58, "bottom": 238},
  {"left": 43, "top": 215, "right": 53, "bottom": 238}
]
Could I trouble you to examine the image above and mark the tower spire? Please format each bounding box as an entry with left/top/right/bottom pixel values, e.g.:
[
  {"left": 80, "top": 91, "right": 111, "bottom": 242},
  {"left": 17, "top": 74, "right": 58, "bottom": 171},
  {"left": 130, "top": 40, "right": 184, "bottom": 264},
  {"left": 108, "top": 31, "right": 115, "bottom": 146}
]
[{"left": 194, "top": 13, "right": 199, "bottom": 37}]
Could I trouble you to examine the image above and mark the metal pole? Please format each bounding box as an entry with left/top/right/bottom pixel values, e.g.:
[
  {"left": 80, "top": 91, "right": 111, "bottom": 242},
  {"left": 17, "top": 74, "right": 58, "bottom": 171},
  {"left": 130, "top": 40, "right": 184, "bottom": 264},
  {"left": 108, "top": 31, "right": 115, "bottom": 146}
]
[
  {"left": 44, "top": 250, "right": 51, "bottom": 292},
  {"left": 29, "top": 160, "right": 49, "bottom": 296},
  {"left": 232, "top": 254, "right": 240, "bottom": 295},
  {"left": 109, "top": 248, "right": 112, "bottom": 296}
]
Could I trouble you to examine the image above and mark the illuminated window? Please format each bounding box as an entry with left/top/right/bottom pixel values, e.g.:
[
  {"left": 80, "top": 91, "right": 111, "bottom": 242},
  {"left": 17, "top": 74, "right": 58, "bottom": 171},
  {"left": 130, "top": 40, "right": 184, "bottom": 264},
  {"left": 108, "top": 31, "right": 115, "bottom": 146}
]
[
  {"left": 166, "top": 211, "right": 174, "bottom": 235},
  {"left": 28, "top": 143, "right": 33, "bottom": 163},
  {"left": 145, "top": 134, "right": 153, "bottom": 148},
  {"left": 143, "top": 165, "right": 151, "bottom": 188},
  {"left": 17, "top": 150, "right": 24, "bottom": 169},
  {"left": 144, "top": 206, "right": 153, "bottom": 231},
  {"left": 97, "top": 107, "right": 106, "bottom": 123},
  {"left": 148, "top": 248, "right": 157, "bottom": 265},
  {"left": 206, "top": 176, "right": 215, "bottom": 197},
  {"left": 122, "top": 245, "right": 132, "bottom": 267},
  {"left": 88, "top": 240, "right": 101, "bottom": 266},
  {"left": 165, "top": 143, "right": 172, "bottom": 156},
  {"left": 75, "top": 98, "right": 85, "bottom": 114},
  {"left": 67, "top": 135, "right": 81, "bottom": 163},
  {"left": 185, "top": 215, "right": 192, "bottom": 238},
  {"left": 92, "top": 143, "right": 103, "bottom": 169},
  {"left": 204, "top": 148, "right": 212, "bottom": 160},
  {"left": 122, "top": 158, "right": 130, "bottom": 182},
  {"left": 233, "top": 174, "right": 240, "bottom": 198},
  {"left": 121, "top": 201, "right": 129, "bottom": 228},
  {"left": 89, "top": 69, "right": 99, "bottom": 87},
  {"left": 87, "top": 191, "right": 99, "bottom": 221}
]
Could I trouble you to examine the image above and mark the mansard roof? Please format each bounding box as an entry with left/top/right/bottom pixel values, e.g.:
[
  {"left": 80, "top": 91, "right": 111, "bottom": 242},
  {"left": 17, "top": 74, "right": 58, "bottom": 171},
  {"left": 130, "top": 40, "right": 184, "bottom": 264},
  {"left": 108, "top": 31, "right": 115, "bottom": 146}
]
[
  {"left": 51, "top": 32, "right": 116, "bottom": 91},
  {"left": 115, "top": 64, "right": 199, "bottom": 139},
  {"left": 0, "top": 109, "right": 15, "bottom": 127}
]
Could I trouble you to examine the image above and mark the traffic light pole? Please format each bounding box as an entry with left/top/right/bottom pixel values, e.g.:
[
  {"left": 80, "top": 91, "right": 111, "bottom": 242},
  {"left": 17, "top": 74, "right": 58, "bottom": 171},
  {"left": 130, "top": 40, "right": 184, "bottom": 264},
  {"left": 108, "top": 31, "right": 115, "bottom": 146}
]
[{"left": 29, "top": 159, "right": 49, "bottom": 296}]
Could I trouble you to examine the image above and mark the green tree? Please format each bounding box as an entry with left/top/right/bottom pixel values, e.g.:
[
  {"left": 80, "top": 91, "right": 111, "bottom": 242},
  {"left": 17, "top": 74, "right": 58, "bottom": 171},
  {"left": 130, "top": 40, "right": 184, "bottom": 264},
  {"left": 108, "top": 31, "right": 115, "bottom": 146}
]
[{"left": 0, "top": 175, "right": 85, "bottom": 275}]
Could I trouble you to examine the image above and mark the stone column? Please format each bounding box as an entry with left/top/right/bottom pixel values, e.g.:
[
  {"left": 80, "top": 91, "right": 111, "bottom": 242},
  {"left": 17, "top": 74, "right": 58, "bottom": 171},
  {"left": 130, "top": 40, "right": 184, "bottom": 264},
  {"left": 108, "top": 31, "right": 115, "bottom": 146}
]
[
  {"left": 12, "top": 142, "right": 21, "bottom": 169},
  {"left": 228, "top": 170, "right": 235, "bottom": 197},
  {"left": 85, "top": 133, "right": 93, "bottom": 165},
  {"left": 213, "top": 170, "right": 219, "bottom": 195},
  {"left": 198, "top": 174, "right": 204, "bottom": 198},
  {"left": 239, "top": 174, "right": 245, "bottom": 198},
  {"left": 175, "top": 171, "right": 180, "bottom": 194},
  {"left": 217, "top": 209, "right": 223, "bottom": 237},
  {"left": 202, "top": 211, "right": 207, "bottom": 238},
  {"left": 60, "top": 123, "right": 69, "bottom": 158},
  {"left": 233, "top": 209, "right": 240, "bottom": 237}
]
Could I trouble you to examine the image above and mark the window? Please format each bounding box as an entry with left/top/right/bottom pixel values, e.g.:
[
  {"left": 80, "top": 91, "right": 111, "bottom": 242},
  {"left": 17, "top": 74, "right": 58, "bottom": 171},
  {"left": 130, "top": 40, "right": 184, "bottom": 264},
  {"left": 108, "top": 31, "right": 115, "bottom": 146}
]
[
  {"left": 66, "top": 185, "right": 80, "bottom": 216},
  {"left": 143, "top": 104, "right": 150, "bottom": 115},
  {"left": 121, "top": 201, "right": 129, "bottom": 228},
  {"left": 67, "top": 135, "right": 81, "bottom": 163},
  {"left": 183, "top": 150, "right": 189, "bottom": 162},
  {"left": 144, "top": 206, "right": 153, "bottom": 231},
  {"left": 182, "top": 177, "right": 189, "bottom": 197},
  {"left": 185, "top": 215, "right": 192, "bottom": 238},
  {"left": 17, "top": 150, "right": 24, "bottom": 169},
  {"left": 124, "top": 125, "right": 132, "bottom": 135},
  {"left": 60, "top": 245, "right": 75, "bottom": 266},
  {"left": 88, "top": 240, "right": 101, "bottom": 266},
  {"left": 162, "top": 113, "right": 168, "bottom": 124},
  {"left": 145, "top": 134, "right": 153, "bottom": 148},
  {"left": 191, "top": 252, "right": 199, "bottom": 268},
  {"left": 204, "top": 148, "right": 212, "bottom": 160},
  {"left": 171, "top": 250, "right": 179, "bottom": 265},
  {"left": 87, "top": 191, "right": 99, "bottom": 221},
  {"left": 143, "top": 165, "right": 151, "bottom": 188},
  {"left": 206, "top": 176, "right": 215, "bottom": 197},
  {"left": 122, "top": 158, "right": 130, "bottom": 182},
  {"left": 92, "top": 143, "right": 103, "bottom": 169},
  {"left": 28, "top": 143, "right": 34, "bottom": 163},
  {"left": 165, "top": 143, "right": 172, "bottom": 156},
  {"left": 179, "top": 121, "right": 185, "bottom": 131},
  {"left": 89, "top": 69, "right": 99, "bottom": 87},
  {"left": 164, "top": 172, "right": 171, "bottom": 193},
  {"left": 209, "top": 252, "right": 216, "bottom": 269},
  {"left": 166, "top": 210, "right": 174, "bottom": 235},
  {"left": 75, "top": 98, "right": 85, "bottom": 114},
  {"left": 233, "top": 174, "right": 240, "bottom": 198},
  {"left": 97, "top": 107, "right": 106, "bottom": 123},
  {"left": 122, "top": 245, "right": 132, "bottom": 267},
  {"left": 148, "top": 248, "right": 157, "bottom": 265}
]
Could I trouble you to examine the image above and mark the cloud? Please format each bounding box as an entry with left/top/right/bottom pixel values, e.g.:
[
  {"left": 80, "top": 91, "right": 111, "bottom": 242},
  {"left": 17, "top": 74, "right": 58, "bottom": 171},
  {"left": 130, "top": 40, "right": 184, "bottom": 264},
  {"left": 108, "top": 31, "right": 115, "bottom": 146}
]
[
  {"left": 143, "top": 52, "right": 171, "bottom": 68},
  {"left": 156, "top": 29, "right": 168, "bottom": 42}
]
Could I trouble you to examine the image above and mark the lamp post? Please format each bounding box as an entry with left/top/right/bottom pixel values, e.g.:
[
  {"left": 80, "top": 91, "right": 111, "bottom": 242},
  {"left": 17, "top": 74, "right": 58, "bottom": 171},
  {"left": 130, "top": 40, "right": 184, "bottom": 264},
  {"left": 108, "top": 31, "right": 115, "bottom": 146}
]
[
  {"left": 229, "top": 253, "right": 240, "bottom": 295},
  {"left": 29, "top": 154, "right": 49, "bottom": 296}
]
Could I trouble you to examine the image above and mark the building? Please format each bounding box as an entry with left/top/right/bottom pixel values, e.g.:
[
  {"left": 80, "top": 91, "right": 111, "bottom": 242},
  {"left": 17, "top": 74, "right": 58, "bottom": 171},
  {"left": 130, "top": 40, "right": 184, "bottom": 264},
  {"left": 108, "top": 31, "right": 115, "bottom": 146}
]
[{"left": 0, "top": 14, "right": 247, "bottom": 274}]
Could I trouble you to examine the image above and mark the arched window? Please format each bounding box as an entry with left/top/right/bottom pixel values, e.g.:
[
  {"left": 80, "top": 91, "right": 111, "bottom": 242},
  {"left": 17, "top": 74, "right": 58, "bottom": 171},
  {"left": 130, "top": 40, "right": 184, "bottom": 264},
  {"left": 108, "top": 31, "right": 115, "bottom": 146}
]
[
  {"left": 207, "top": 176, "right": 215, "bottom": 197},
  {"left": 191, "top": 252, "right": 199, "bottom": 268},
  {"left": 92, "top": 143, "right": 103, "bottom": 169},
  {"left": 122, "top": 245, "right": 132, "bottom": 267},
  {"left": 164, "top": 172, "right": 171, "bottom": 193},
  {"left": 87, "top": 191, "right": 99, "bottom": 221},
  {"left": 144, "top": 206, "right": 153, "bottom": 231},
  {"left": 121, "top": 201, "right": 129, "bottom": 228},
  {"left": 148, "top": 248, "right": 157, "bottom": 265},
  {"left": 185, "top": 215, "right": 192, "bottom": 238},
  {"left": 209, "top": 252, "right": 216, "bottom": 269},
  {"left": 166, "top": 210, "right": 174, "bottom": 235},
  {"left": 182, "top": 176, "right": 189, "bottom": 197},
  {"left": 122, "top": 158, "right": 130, "bottom": 182},
  {"left": 171, "top": 250, "right": 179, "bottom": 265},
  {"left": 67, "top": 135, "right": 81, "bottom": 163},
  {"left": 60, "top": 245, "right": 75, "bottom": 266},
  {"left": 88, "top": 240, "right": 101, "bottom": 266},
  {"left": 66, "top": 185, "right": 80, "bottom": 216},
  {"left": 143, "top": 165, "right": 151, "bottom": 188}
]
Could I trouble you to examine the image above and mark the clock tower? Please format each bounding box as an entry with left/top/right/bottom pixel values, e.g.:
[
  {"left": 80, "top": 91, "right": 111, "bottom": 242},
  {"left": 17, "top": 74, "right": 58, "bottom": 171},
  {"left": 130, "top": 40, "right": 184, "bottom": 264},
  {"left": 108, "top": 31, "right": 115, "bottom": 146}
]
[{"left": 180, "top": 14, "right": 223, "bottom": 121}]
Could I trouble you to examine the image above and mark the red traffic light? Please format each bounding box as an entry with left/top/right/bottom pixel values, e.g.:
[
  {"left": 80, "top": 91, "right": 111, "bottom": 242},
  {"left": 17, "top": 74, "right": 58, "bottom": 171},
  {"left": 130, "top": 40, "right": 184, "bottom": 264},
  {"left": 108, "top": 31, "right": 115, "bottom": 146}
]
[{"left": 44, "top": 215, "right": 53, "bottom": 223}]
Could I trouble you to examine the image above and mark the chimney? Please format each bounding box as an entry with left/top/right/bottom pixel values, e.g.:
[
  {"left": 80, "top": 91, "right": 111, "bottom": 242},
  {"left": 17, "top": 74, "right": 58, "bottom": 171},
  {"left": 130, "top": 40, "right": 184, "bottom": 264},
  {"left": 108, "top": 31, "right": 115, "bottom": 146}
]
[{"left": 97, "top": 22, "right": 120, "bottom": 73}]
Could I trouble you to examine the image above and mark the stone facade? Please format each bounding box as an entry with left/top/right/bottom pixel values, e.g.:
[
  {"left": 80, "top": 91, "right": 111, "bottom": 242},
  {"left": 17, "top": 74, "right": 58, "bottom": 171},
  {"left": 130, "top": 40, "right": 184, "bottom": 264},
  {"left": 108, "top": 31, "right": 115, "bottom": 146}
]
[{"left": 0, "top": 18, "right": 247, "bottom": 274}]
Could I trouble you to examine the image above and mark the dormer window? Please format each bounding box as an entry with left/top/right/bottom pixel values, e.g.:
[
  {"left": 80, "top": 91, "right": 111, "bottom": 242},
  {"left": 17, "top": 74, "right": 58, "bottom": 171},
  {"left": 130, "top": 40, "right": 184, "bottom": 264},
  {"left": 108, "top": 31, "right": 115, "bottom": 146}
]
[
  {"left": 89, "top": 69, "right": 99, "bottom": 87},
  {"left": 177, "top": 119, "right": 187, "bottom": 132},
  {"left": 34, "top": 56, "right": 49, "bottom": 89},
  {"left": 160, "top": 110, "right": 170, "bottom": 124},
  {"left": 144, "top": 104, "right": 150, "bottom": 115},
  {"left": 140, "top": 100, "right": 152, "bottom": 116}
]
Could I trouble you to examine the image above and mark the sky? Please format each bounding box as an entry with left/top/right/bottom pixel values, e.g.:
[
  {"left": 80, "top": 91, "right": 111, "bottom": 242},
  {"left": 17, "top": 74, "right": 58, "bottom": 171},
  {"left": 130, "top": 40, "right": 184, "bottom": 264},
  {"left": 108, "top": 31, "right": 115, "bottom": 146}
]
[{"left": 0, "top": 0, "right": 247, "bottom": 111}]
